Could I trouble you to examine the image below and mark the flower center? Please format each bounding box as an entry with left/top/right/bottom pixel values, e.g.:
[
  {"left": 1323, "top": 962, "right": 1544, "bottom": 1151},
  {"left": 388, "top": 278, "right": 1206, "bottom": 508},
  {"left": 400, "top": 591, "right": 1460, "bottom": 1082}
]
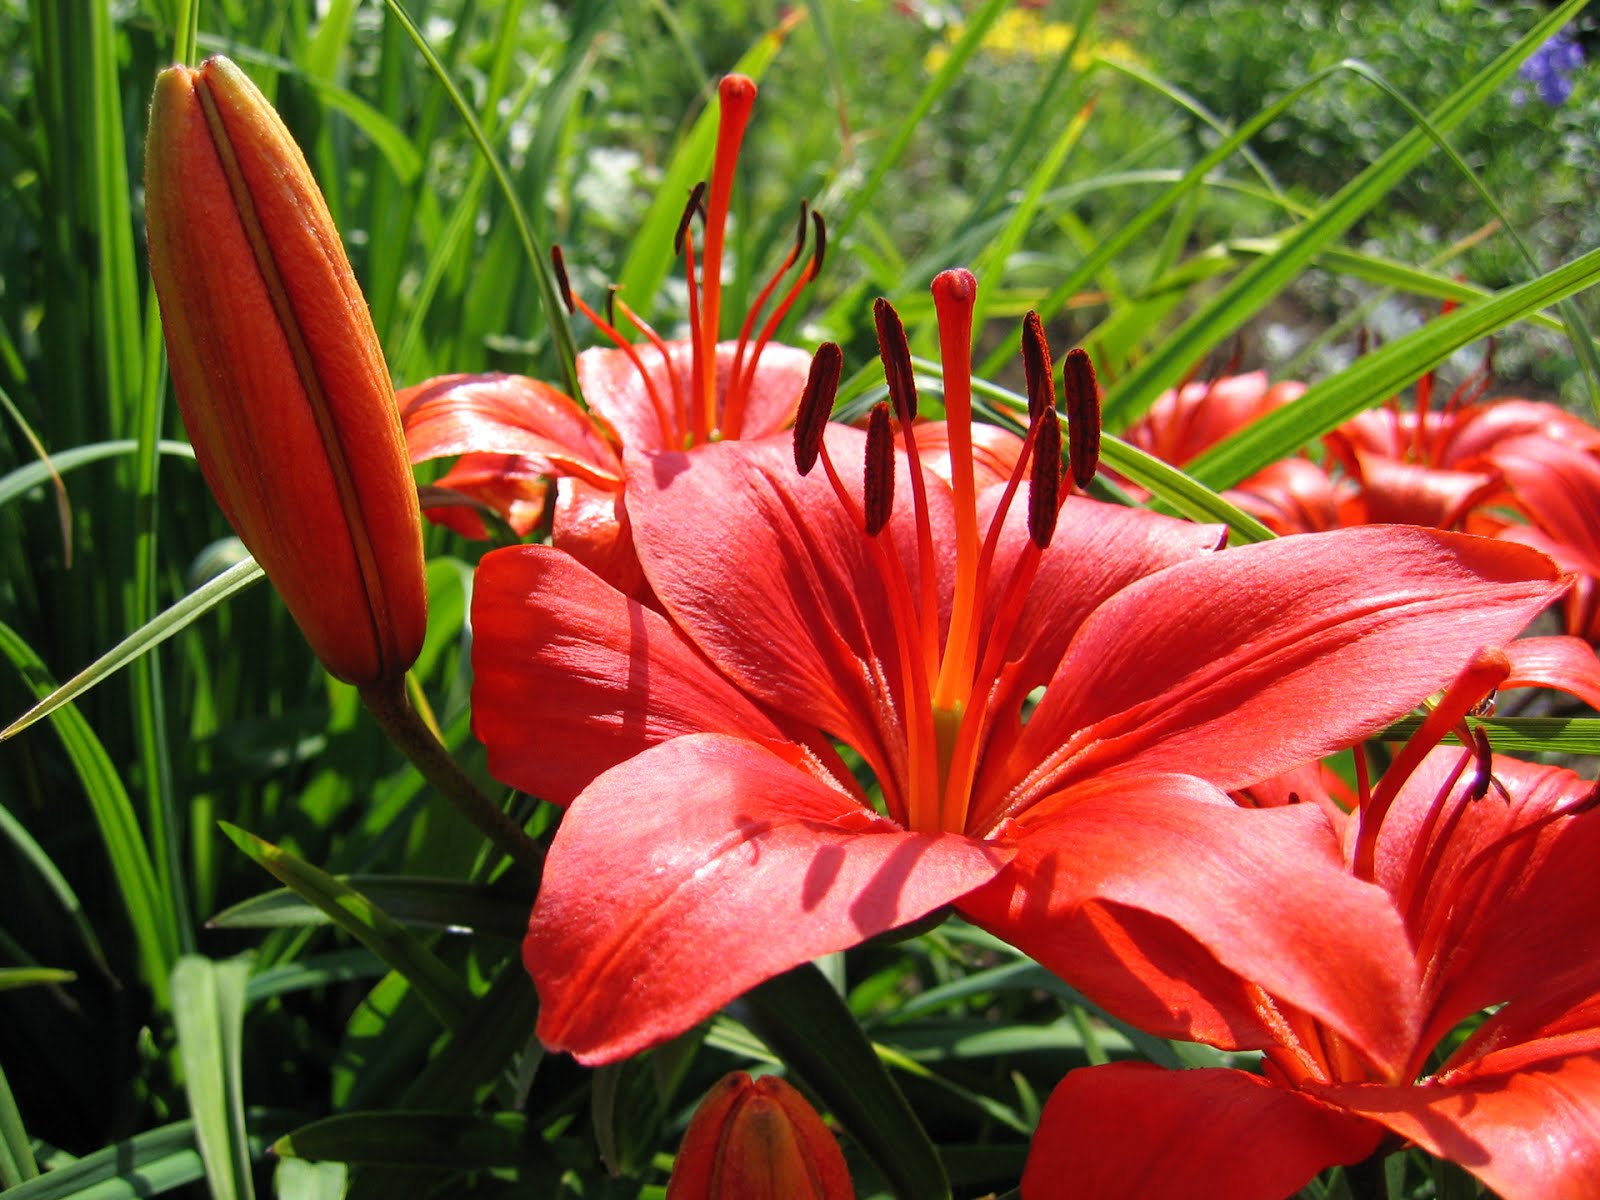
[
  {"left": 552, "top": 75, "right": 825, "bottom": 451},
  {"left": 794, "top": 268, "right": 1100, "bottom": 835}
]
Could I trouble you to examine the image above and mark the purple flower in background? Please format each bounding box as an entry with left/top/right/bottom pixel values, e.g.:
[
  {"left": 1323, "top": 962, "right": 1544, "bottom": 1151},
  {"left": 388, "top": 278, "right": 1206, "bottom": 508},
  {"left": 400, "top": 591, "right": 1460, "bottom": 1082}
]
[{"left": 1514, "top": 30, "right": 1585, "bottom": 106}]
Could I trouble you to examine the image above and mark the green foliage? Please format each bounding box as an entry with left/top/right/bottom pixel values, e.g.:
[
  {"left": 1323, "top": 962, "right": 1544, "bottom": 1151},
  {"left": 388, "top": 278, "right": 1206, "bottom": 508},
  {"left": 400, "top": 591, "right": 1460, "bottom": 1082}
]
[{"left": 1, "top": 0, "right": 1597, "bottom": 1196}]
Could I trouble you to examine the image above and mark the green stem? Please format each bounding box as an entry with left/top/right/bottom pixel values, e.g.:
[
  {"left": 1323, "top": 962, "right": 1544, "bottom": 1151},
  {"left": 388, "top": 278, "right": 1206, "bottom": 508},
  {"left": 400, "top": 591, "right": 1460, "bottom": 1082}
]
[
  {"left": 1345, "top": 1150, "right": 1390, "bottom": 1200},
  {"left": 359, "top": 678, "right": 544, "bottom": 873}
]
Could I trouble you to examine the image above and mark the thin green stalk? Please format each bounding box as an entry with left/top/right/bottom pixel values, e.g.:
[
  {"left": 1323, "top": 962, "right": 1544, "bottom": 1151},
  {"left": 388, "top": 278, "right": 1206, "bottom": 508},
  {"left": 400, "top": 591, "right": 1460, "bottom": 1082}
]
[{"left": 358, "top": 678, "right": 544, "bottom": 873}]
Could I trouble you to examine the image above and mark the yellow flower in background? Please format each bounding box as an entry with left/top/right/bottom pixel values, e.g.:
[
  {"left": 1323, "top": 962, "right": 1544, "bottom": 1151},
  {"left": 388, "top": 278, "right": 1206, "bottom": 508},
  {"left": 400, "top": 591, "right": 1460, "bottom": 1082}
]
[{"left": 925, "top": 9, "right": 1143, "bottom": 72}]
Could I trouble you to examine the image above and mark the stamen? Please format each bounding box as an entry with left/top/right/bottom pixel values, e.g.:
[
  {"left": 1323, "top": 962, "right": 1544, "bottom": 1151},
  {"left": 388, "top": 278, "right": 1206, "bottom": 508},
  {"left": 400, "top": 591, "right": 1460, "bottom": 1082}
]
[
  {"left": 724, "top": 207, "right": 826, "bottom": 439},
  {"left": 674, "top": 182, "right": 707, "bottom": 256},
  {"left": 1028, "top": 408, "right": 1062, "bottom": 548},
  {"left": 794, "top": 342, "right": 842, "bottom": 476},
  {"left": 873, "top": 298, "right": 918, "bottom": 421},
  {"left": 1021, "top": 311, "right": 1054, "bottom": 422},
  {"left": 551, "top": 245, "right": 575, "bottom": 312},
  {"left": 863, "top": 401, "right": 894, "bottom": 536},
  {"left": 874, "top": 294, "right": 940, "bottom": 675},
  {"left": 554, "top": 246, "right": 675, "bottom": 445},
  {"left": 1062, "top": 347, "right": 1101, "bottom": 489}
]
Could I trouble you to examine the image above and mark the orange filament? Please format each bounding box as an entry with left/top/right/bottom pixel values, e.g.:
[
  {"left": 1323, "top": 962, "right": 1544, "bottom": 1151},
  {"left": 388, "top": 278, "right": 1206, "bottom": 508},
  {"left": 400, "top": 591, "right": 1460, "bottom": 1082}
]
[
  {"left": 552, "top": 245, "right": 675, "bottom": 446},
  {"left": 696, "top": 75, "right": 757, "bottom": 441}
]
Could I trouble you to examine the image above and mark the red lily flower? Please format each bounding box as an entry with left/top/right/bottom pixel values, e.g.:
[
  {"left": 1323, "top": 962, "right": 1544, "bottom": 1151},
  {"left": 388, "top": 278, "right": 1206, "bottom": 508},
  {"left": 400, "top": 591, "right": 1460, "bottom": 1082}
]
[
  {"left": 477, "top": 269, "right": 1563, "bottom": 1065},
  {"left": 399, "top": 76, "right": 820, "bottom": 594},
  {"left": 1492, "top": 435, "right": 1600, "bottom": 641},
  {"left": 1020, "top": 658, "right": 1600, "bottom": 1200}
]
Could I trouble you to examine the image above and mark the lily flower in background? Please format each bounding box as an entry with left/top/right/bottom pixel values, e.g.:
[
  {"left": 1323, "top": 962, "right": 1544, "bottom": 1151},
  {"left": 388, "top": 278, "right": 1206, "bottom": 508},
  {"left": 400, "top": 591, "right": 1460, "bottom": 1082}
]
[
  {"left": 474, "top": 267, "right": 1564, "bottom": 1065},
  {"left": 1021, "top": 656, "right": 1600, "bottom": 1200},
  {"left": 666, "top": 1072, "right": 853, "bottom": 1200},
  {"left": 1491, "top": 435, "right": 1600, "bottom": 642},
  {"left": 145, "top": 56, "right": 426, "bottom": 688},
  {"left": 400, "top": 74, "right": 821, "bottom": 596}
]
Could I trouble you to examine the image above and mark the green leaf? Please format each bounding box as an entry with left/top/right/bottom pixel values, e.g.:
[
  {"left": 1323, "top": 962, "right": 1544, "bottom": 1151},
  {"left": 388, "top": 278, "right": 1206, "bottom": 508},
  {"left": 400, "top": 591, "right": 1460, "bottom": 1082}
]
[
  {"left": 1101, "top": 0, "right": 1591, "bottom": 423},
  {"left": 272, "top": 1112, "right": 540, "bottom": 1169},
  {"left": 0, "top": 438, "right": 195, "bottom": 512},
  {"left": 1186, "top": 241, "right": 1600, "bottom": 490},
  {"left": 0, "top": 1057, "right": 37, "bottom": 1186},
  {"left": 273, "top": 1158, "right": 347, "bottom": 1200},
  {"left": 739, "top": 962, "right": 950, "bottom": 1200},
  {"left": 218, "top": 824, "right": 474, "bottom": 1030},
  {"left": 209, "top": 876, "right": 527, "bottom": 940},
  {"left": 0, "top": 967, "right": 76, "bottom": 992},
  {"left": 1, "top": 557, "right": 264, "bottom": 742},
  {"left": 0, "top": 621, "right": 177, "bottom": 1002},
  {"left": 171, "top": 956, "right": 256, "bottom": 1200},
  {"left": 1381, "top": 715, "right": 1600, "bottom": 757},
  {"left": 0, "top": 1114, "right": 283, "bottom": 1200},
  {"left": 0, "top": 799, "right": 111, "bottom": 976}
]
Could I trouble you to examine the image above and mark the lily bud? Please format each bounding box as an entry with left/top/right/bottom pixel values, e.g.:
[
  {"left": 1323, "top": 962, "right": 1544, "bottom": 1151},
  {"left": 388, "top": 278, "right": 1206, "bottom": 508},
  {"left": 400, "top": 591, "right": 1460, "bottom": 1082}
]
[
  {"left": 145, "top": 56, "right": 426, "bottom": 687},
  {"left": 666, "top": 1072, "right": 853, "bottom": 1200}
]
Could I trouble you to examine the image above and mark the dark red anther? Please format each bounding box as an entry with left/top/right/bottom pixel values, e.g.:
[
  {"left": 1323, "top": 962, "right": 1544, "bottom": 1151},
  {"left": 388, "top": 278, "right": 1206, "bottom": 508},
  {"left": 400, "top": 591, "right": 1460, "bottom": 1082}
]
[
  {"left": 1020, "top": 311, "right": 1054, "bottom": 423},
  {"left": 793, "top": 200, "right": 810, "bottom": 259},
  {"left": 675, "top": 182, "right": 708, "bottom": 255},
  {"left": 1063, "top": 347, "right": 1102, "bottom": 489},
  {"left": 1028, "top": 407, "right": 1061, "bottom": 548},
  {"left": 873, "top": 298, "right": 917, "bottom": 421},
  {"left": 810, "top": 211, "right": 827, "bottom": 277},
  {"left": 551, "top": 245, "right": 575, "bottom": 313},
  {"left": 794, "top": 342, "right": 843, "bottom": 476},
  {"left": 864, "top": 401, "right": 895, "bottom": 535},
  {"left": 605, "top": 285, "right": 619, "bottom": 328}
]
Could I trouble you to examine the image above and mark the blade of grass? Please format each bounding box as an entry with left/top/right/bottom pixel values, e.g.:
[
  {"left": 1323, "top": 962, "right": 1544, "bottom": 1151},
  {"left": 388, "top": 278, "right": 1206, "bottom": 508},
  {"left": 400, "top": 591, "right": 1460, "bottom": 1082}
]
[
  {"left": 0, "top": 619, "right": 177, "bottom": 1002},
  {"left": 1381, "top": 715, "right": 1600, "bottom": 756},
  {"left": 171, "top": 956, "right": 256, "bottom": 1200},
  {"left": 0, "top": 800, "right": 113, "bottom": 978},
  {"left": 0, "top": 1057, "right": 37, "bottom": 1186},
  {"left": 1100, "top": 0, "right": 1590, "bottom": 424},
  {"left": 209, "top": 876, "right": 528, "bottom": 940},
  {"left": 1, "top": 557, "right": 265, "bottom": 742},
  {"left": 1185, "top": 241, "right": 1600, "bottom": 490},
  {"left": 380, "top": 0, "right": 580, "bottom": 397},
  {"left": 0, "top": 439, "right": 196, "bottom": 510}
]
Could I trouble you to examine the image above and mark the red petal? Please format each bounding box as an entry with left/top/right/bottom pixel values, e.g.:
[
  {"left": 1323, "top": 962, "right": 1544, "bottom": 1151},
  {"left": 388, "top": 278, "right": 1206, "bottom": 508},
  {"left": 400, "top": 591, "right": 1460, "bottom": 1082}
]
[
  {"left": 470, "top": 546, "right": 789, "bottom": 803},
  {"left": 1369, "top": 750, "right": 1600, "bottom": 1043},
  {"left": 1313, "top": 1040, "right": 1600, "bottom": 1200},
  {"left": 1023, "top": 1063, "right": 1381, "bottom": 1200},
  {"left": 1504, "top": 635, "right": 1600, "bottom": 709},
  {"left": 626, "top": 430, "right": 954, "bottom": 806},
  {"left": 525, "top": 733, "right": 1010, "bottom": 1063},
  {"left": 961, "top": 774, "right": 1422, "bottom": 1071},
  {"left": 399, "top": 372, "right": 622, "bottom": 488},
  {"left": 422, "top": 452, "right": 549, "bottom": 538},
  {"left": 1004, "top": 526, "right": 1561, "bottom": 802},
  {"left": 1351, "top": 449, "right": 1498, "bottom": 527},
  {"left": 552, "top": 477, "right": 649, "bottom": 600},
  {"left": 576, "top": 341, "right": 813, "bottom": 450}
]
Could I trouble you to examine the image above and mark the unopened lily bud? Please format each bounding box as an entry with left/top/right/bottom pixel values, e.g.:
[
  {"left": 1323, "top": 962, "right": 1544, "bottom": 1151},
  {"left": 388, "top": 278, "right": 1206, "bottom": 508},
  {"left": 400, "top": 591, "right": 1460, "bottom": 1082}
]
[
  {"left": 145, "top": 56, "right": 426, "bottom": 687},
  {"left": 666, "top": 1072, "right": 853, "bottom": 1200}
]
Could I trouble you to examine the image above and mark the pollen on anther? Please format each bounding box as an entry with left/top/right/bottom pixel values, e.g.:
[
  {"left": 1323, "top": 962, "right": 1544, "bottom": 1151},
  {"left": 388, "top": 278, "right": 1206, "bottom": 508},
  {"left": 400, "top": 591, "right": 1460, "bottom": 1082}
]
[
  {"left": 550, "top": 245, "right": 575, "bottom": 313},
  {"left": 1021, "top": 311, "right": 1055, "bottom": 423},
  {"left": 1063, "top": 347, "right": 1102, "bottom": 489},
  {"left": 794, "top": 343, "right": 843, "bottom": 476},
  {"left": 864, "top": 401, "right": 895, "bottom": 535},
  {"left": 1028, "top": 407, "right": 1062, "bottom": 548},
  {"left": 674, "top": 182, "right": 708, "bottom": 254},
  {"left": 873, "top": 299, "right": 917, "bottom": 421}
]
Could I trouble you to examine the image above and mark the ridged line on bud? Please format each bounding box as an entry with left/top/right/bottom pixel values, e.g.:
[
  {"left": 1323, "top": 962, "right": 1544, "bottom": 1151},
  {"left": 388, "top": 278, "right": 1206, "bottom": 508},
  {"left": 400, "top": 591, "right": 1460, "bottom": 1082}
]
[
  {"left": 1028, "top": 407, "right": 1062, "bottom": 548},
  {"left": 863, "top": 401, "right": 895, "bottom": 536},
  {"left": 1063, "top": 347, "right": 1102, "bottom": 489},
  {"left": 873, "top": 298, "right": 918, "bottom": 421},
  {"left": 794, "top": 342, "right": 843, "bottom": 475}
]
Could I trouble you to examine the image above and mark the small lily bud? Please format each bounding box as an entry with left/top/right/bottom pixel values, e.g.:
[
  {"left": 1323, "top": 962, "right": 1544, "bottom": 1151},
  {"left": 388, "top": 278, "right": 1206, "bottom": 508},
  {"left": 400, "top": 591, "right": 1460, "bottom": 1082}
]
[
  {"left": 145, "top": 56, "right": 426, "bottom": 687},
  {"left": 666, "top": 1072, "right": 853, "bottom": 1200}
]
